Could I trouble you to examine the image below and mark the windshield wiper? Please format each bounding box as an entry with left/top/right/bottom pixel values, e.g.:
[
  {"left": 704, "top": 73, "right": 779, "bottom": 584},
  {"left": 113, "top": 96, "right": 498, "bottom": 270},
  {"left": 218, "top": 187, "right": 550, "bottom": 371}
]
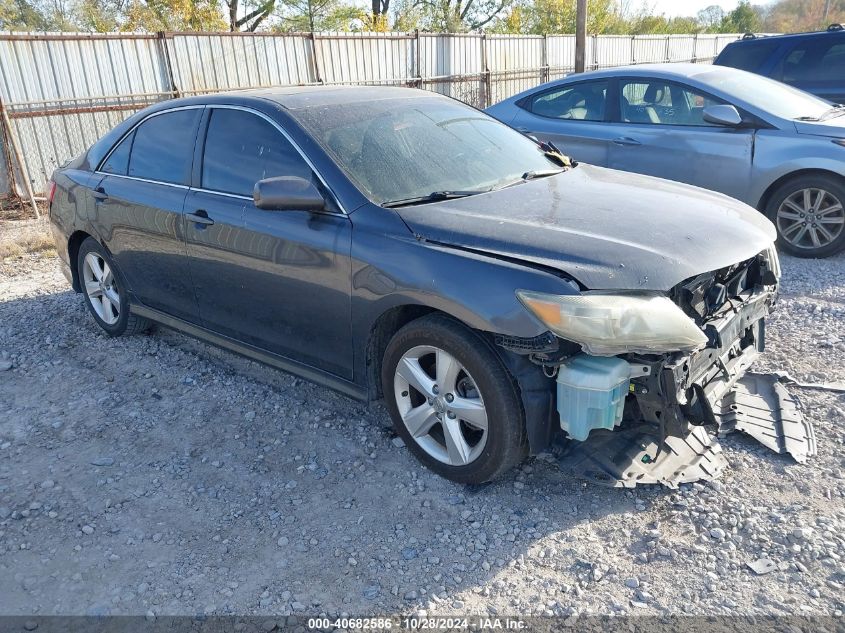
[
  {"left": 381, "top": 189, "right": 488, "bottom": 208},
  {"left": 523, "top": 168, "right": 566, "bottom": 180},
  {"left": 821, "top": 104, "right": 845, "bottom": 120}
]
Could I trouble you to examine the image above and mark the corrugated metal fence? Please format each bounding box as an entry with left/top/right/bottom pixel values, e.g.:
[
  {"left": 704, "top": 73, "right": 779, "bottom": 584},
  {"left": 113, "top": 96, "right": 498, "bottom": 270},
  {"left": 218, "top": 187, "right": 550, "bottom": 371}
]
[{"left": 0, "top": 30, "right": 742, "bottom": 198}]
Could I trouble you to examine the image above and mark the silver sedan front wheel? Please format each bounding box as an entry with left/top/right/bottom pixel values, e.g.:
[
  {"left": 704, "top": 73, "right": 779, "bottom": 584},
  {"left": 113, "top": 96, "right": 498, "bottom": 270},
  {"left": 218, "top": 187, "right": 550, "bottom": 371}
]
[
  {"left": 82, "top": 252, "right": 120, "bottom": 325},
  {"left": 394, "top": 345, "right": 488, "bottom": 466},
  {"left": 776, "top": 187, "right": 845, "bottom": 251}
]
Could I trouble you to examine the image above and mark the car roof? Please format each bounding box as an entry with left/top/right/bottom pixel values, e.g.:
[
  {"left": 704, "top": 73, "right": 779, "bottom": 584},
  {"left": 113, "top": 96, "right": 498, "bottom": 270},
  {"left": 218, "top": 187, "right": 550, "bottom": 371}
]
[
  {"left": 546, "top": 62, "right": 744, "bottom": 82},
  {"left": 183, "top": 85, "right": 442, "bottom": 111},
  {"left": 726, "top": 25, "right": 845, "bottom": 46}
]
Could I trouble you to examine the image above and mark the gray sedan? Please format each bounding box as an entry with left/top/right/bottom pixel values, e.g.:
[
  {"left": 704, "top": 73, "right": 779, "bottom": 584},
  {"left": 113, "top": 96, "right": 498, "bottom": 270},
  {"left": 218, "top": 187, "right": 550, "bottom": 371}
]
[{"left": 486, "top": 63, "right": 845, "bottom": 258}]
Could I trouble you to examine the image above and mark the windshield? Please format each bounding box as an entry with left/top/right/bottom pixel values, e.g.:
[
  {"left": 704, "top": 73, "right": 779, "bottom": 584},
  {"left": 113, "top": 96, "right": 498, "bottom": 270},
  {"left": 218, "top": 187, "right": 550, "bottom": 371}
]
[
  {"left": 699, "top": 68, "right": 834, "bottom": 120},
  {"left": 292, "top": 96, "right": 563, "bottom": 205}
]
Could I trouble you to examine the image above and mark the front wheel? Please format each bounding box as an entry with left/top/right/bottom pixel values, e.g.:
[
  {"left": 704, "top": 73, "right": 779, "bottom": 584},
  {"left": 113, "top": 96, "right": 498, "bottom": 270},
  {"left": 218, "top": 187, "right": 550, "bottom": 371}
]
[
  {"left": 765, "top": 174, "right": 845, "bottom": 258},
  {"left": 381, "top": 314, "right": 527, "bottom": 484}
]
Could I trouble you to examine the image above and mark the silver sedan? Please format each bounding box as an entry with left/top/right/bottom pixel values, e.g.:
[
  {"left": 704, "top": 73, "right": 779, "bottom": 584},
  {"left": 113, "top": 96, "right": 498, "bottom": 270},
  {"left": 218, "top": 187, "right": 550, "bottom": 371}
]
[{"left": 486, "top": 63, "right": 845, "bottom": 258}]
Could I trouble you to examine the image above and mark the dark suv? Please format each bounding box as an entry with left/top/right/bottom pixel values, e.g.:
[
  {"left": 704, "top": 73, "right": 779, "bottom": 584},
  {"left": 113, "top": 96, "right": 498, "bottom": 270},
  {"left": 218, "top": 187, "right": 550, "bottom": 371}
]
[{"left": 715, "top": 24, "right": 845, "bottom": 103}]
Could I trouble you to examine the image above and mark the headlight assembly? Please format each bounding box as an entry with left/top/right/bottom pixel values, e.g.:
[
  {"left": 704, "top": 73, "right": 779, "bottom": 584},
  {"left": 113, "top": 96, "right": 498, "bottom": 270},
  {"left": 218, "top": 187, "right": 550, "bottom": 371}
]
[{"left": 517, "top": 290, "right": 709, "bottom": 356}]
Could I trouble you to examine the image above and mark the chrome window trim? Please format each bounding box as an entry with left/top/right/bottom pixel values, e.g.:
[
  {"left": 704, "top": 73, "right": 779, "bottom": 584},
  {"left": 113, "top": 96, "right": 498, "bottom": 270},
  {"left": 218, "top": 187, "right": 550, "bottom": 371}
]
[
  {"left": 95, "top": 102, "right": 347, "bottom": 215},
  {"left": 202, "top": 104, "right": 347, "bottom": 215},
  {"left": 95, "top": 104, "right": 206, "bottom": 183},
  {"left": 95, "top": 173, "right": 190, "bottom": 190}
]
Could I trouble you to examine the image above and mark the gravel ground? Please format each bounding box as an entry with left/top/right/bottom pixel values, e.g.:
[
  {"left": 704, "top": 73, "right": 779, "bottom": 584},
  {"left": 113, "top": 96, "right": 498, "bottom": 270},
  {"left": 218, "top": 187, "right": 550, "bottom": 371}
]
[{"left": 0, "top": 244, "right": 843, "bottom": 619}]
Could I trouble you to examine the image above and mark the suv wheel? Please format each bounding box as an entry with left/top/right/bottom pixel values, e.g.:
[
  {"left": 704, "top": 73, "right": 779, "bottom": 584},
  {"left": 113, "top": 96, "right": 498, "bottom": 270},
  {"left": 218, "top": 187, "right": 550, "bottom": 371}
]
[
  {"left": 765, "top": 174, "right": 845, "bottom": 258},
  {"left": 77, "top": 237, "right": 151, "bottom": 336},
  {"left": 381, "top": 314, "right": 527, "bottom": 484}
]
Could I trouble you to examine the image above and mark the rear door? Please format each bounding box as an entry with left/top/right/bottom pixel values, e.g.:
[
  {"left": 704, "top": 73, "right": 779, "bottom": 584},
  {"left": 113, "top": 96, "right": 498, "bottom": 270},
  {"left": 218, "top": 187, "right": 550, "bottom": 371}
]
[
  {"left": 607, "top": 78, "right": 754, "bottom": 202},
  {"left": 509, "top": 79, "right": 614, "bottom": 166},
  {"left": 184, "top": 106, "right": 354, "bottom": 379},
  {"left": 93, "top": 107, "right": 202, "bottom": 322}
]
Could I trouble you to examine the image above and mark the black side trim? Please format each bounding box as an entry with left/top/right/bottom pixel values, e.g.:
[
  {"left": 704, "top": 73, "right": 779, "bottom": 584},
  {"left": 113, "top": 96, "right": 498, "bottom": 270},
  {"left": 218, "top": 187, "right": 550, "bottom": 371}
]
[{"left": 130, "top": 304, "right": 367, "bottom": 401}]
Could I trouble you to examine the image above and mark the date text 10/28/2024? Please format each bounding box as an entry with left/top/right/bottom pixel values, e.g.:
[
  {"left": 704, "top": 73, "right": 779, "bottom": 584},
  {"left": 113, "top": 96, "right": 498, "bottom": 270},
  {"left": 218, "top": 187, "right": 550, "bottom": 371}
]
[{"left": 307, "top": 617, "right": 527, "bottom": 630}]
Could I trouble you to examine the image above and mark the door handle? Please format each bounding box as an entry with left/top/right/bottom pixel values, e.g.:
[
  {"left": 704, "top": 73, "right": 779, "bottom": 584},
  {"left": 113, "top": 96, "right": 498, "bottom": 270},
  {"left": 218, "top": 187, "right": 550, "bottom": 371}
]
[
  {"left": 516, "top": 126, "right": 530, "bottom": 133},
  {"left": 186, "top": 210, "right": 214, "bottom": 226},
  {"left": 613, "top": 136, "right": 642, "bottom": 146},
  {"left": 92, "top": 188, "right": 108, "bottom": 201}
]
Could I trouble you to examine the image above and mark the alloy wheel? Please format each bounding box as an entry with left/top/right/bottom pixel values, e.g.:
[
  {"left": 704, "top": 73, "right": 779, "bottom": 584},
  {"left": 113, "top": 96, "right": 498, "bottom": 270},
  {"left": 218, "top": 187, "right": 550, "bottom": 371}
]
[
  {"left": 776, "top": 187, "right": 845, "bottom": 251},
  {"left": 82, "top": 253, "right": 120, "bottom": 325},
  {"left": 393, "top": 345, "right": 488, "bottom": 466}
]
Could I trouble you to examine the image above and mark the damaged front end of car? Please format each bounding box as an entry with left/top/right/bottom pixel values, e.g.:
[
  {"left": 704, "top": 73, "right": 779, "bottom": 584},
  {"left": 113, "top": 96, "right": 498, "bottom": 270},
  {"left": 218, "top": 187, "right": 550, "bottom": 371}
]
[{"left": 507, "top": 245, "right": 816, "bottom": 488}]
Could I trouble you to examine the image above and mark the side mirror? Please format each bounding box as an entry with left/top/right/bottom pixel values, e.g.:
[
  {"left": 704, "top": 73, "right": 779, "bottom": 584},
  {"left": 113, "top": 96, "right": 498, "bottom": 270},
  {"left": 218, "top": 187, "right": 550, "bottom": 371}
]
[
  {"left": 703, "top": 104, "right": 743, "bottom": 127},
  {"left": 253, "top": 176, "right": 325, "bottom": 211}
]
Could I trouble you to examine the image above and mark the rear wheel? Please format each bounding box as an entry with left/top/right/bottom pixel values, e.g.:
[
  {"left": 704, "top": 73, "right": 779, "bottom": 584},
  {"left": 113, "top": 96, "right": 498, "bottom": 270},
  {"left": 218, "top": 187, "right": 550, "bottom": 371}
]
[
  {"left": 765, "top": 174, "right": 845, "bottom": 258},
  {"left": 381, "top": 314, "right": 527, "bottom": 484},
  {"left": 77, "top": 237, "right": 151, "bottom": 336}
]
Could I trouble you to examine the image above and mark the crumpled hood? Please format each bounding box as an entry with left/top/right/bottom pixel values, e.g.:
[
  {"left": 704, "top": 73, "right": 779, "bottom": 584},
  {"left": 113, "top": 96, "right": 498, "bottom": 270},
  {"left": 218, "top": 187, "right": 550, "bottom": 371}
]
[
  {"left": 395, "top": 164, "right": 775, "bottom": 291},
  {"left": 794, "top": 116, "right": 845, "bottom": 138}
]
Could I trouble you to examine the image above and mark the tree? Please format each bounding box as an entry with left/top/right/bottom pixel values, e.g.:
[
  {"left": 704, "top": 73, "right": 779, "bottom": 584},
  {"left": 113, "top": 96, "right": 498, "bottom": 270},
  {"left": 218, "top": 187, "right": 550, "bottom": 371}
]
[
  {"left": 275, "top": 0, "right": 360, "bottom": 31},
  {"left": 762, "top": 0, "right": 845, "bottom": 32},
  {"left": 223, "top": 0, "right": 275, "bottom": 31},
  {"left": 125, "top": 0, "right": 226, "bottom": 30},
  {"left": 696, "top": 4, "right": 724, "bottom": 29},
  {"left": 0, "top": 0, "right": 51, "bottom": 29},
  {"left": 720, "top": 0, "right": 760, "bottom": 32},
  {"left": 518, "top": 0, "right": 621, "bottom": 35}
]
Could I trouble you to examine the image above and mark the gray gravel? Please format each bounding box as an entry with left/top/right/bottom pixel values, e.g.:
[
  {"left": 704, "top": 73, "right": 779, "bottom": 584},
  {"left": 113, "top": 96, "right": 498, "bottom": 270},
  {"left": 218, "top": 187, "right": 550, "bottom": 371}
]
[{"left": 0, "top": 249, "right": 843, "bottom": 618}]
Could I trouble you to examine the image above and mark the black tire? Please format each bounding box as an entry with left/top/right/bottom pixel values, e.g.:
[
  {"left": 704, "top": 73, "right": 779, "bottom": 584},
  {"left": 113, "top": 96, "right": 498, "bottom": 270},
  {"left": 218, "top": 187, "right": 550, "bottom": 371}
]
[
  {"left": 764, "top": 173, "right": 845, "bottom": 258},
  {"left": 76, "top": 237, "right": 151, "bottom": 337},
  {"left": 381, "top": 314, "right": 527, "bottom": 484}
]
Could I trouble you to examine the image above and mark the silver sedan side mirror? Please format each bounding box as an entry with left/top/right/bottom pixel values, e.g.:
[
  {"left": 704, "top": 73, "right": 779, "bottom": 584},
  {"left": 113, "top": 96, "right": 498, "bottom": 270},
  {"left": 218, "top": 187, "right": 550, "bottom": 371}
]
[{"left": 703, "top": 104, "right": 743, "bottom": 127}]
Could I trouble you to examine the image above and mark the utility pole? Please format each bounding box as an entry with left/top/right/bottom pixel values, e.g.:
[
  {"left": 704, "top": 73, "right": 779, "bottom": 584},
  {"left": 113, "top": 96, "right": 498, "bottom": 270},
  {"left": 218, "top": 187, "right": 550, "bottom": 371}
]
[{"left": 575, "top": 0, "right": 587, "bottom": 73}]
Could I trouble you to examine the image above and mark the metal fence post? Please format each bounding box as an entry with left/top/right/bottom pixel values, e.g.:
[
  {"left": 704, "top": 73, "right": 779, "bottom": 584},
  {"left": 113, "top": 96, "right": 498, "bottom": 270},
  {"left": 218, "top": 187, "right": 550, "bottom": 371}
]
[
  {"left": 157, "top": 31, "right": 179, "bottom": 99},
  {"left": 692, "top": 33, "right": 698, "bottom": 63},
  {"left": 310, "top": 32, "right": 323, "bottom": 84},
  {"left": 665, "top": 35, "right": 671, "bottom": 62},
  {"left": 481, "top": 32, "right": 491, "bottom": 108},
  {"left": 630, "top": 35, "right": 635, "bottom": 64},
  {"left": 542, "top": 34, "right": 549, "bottom": 83},
  {"left": 415, "top": 29, "right": 422, "bottom": 89}
]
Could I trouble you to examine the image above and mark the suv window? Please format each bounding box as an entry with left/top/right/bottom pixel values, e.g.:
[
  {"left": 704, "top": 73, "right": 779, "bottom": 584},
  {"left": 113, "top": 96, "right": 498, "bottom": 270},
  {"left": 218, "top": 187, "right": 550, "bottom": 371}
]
[
  {"left": 202, "top": 108, "right": 312, "bottom": 197},
  {"left": 527, "top": 80, "right": 608, "bottom": 121},
  {"left": 128, "top": 109, "right": 200, "bottom": 185},
  {"left": 715, "top": 41, "right": 780, "bottom": 72},
  {"left": 621, "top": 80, "right": 724, "bottom": 126},
  {"left": 782, "top": 40, "right": 845, "bottom": 82},
  {"left": 100, "top": 130, "right": 134, "bottom": 175}
]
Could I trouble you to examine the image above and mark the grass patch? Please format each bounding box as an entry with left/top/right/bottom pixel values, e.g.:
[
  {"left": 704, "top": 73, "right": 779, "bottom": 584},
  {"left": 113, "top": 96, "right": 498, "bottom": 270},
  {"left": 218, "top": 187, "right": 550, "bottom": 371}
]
[{"left": 0, "top": 218, "right": 56, "bottom": 260}]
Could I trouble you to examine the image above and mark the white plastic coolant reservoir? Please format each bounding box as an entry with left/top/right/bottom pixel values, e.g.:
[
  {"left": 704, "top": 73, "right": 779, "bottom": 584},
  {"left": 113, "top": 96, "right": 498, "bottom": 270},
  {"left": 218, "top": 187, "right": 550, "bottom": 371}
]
[{"left": 556, "top": 354, "right": 631, "bottom": 441}]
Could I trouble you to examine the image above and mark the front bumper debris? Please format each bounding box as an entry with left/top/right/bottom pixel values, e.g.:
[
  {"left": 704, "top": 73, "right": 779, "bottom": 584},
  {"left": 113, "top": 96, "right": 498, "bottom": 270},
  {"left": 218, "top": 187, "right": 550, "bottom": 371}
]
[
  {"left": 555, "top": 255, "right": 817, "bottom": 487},
  {"left": 714, "top": 372, "right": 816, "bottom": 464}
]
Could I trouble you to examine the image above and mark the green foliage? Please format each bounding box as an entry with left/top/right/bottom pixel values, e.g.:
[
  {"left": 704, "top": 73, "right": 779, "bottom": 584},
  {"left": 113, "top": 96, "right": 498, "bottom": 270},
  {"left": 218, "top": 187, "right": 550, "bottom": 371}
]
[{"left": 2, "top": 0, "right": 842, "bottom": 35}]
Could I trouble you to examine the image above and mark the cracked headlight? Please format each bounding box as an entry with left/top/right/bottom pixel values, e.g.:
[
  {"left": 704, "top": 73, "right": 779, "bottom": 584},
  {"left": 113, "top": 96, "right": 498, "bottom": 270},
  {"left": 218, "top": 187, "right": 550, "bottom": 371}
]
[{"left": 517, "top": 290, "right": 709, "bottom": 356}]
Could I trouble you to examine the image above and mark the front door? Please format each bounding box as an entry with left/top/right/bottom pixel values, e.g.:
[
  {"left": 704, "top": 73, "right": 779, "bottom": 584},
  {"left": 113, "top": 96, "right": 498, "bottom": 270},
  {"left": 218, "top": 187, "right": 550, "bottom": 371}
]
[
  {"left": 184, "top": 106, "right": 354, "bottom": 379},
  {"left": 92, "top": 107, "right": 203, "bottom": 322},
  {"left": 608, "top": 78, "right": 754, "bottom": 202}
]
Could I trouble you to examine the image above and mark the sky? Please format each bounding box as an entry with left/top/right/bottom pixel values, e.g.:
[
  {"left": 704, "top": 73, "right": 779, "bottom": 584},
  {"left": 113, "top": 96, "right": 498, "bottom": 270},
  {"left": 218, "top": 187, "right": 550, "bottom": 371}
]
[{"left": 645, "top": 1, "right": 741, "bottom": 17}]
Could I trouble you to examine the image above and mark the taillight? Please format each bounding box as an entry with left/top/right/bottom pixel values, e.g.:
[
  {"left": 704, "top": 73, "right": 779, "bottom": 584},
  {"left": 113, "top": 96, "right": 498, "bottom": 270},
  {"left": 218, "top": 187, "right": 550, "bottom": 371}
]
[{"left": 47, "top": 180, "right": 57, "bottom": 206}]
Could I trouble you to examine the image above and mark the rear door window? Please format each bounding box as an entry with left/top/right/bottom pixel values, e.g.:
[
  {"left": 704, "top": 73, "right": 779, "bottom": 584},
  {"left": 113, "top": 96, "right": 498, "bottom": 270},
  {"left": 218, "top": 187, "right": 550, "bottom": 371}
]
[
  {"left": 201, "top": 108, "right": 312, "bottom": 197},
  {"left": 527, "top": 80, "right": 608, "bottom": 121},
  {"left": 128, "top": 109, "right": 201, "bottom": 185}
]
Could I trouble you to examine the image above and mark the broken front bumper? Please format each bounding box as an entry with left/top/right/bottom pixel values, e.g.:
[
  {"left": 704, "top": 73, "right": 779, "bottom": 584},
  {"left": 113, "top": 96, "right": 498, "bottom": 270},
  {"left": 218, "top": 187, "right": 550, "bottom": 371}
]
[{"left": 557, "top": 286, "right": 817, "bottom": 488}]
